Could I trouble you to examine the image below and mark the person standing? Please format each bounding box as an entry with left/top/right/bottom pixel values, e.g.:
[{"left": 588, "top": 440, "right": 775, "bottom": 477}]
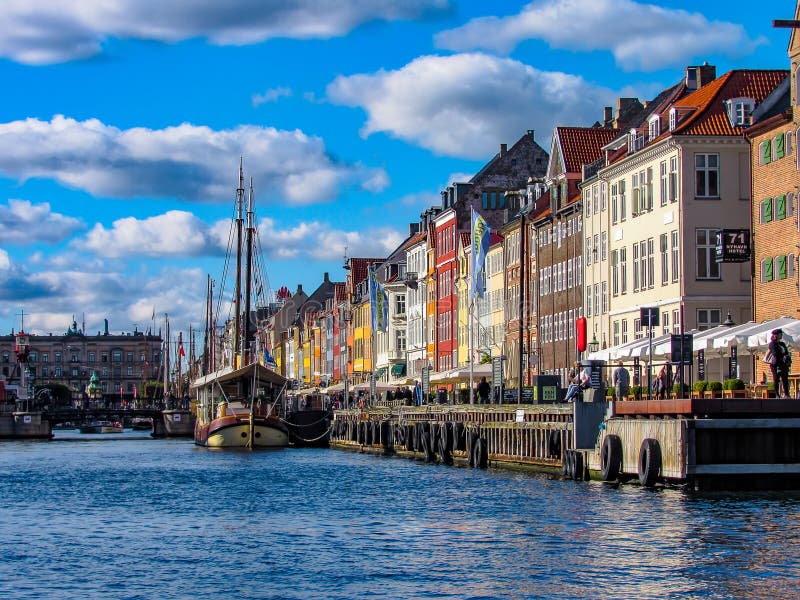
[
  {"left": 612, "top": 361, "right": 630, "bottom": 401},
  {"left": 477, "top": 376, "right": 491, "bottom": 404},
  {"left": 768, "top": 329, "right": 791, "bottom": 398}
]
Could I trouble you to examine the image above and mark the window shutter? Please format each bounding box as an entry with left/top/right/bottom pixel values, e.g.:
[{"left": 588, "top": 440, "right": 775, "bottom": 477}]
[
  {"left": 776, "top": 133, "right": 785, "bottom": 159},
  {"left": 787, "top": 131, "right": 794, "bottom": 156},
  {"left": 761, "top": 140, "right": 772, "bottom": 165},
  {"left": 763, "top": 258, "right": 773, "bottom": 282},
  {"left": 777, "top": 195, "right": 787, "bottom": 221},
  {"left": 789, "top": 192, "right": 796, "bottom": 218},
  {"left": 789, "top": 254, "right": 796, "bottom": 280},
  {"left": 778, "top": 255, "right": 788, "bottom": 280},
  {"left": 762, "top": 198, "right": 773, "bottom": 223}
]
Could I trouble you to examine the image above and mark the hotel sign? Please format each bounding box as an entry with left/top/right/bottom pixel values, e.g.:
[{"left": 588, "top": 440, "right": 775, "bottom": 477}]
[{"left": 715, "top": 229, "right": 750, "bottom": 263}]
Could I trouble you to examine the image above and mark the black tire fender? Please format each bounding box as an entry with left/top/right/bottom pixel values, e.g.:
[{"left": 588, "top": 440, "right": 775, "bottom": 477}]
[
  {"left": 600, "top": 434, "right": 623, "bottom": 482},
  {"left": 638, "top": 438, "right": 662, "bottom": 487}
]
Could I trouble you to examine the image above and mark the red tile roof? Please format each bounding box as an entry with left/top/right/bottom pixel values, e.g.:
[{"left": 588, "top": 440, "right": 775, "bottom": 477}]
[
  {"left": 674, "top": 70, "right": 788, "bottom": 136},
  {"left": 348, "top": 257, "right": 384, "bottom": 286},
  {"left": 556, "top": 127, "right": 618, "bottom": 173}
]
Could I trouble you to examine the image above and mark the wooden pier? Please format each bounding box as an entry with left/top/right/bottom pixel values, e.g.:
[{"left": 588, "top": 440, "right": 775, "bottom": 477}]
[{"left": 331, "top": 398, "right": 800, "bottom": 490}]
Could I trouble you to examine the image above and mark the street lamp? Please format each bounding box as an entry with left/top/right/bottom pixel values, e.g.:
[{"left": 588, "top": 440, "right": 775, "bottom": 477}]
[{"left": 588, "top": 334, "right": 600, "bottom": 354}]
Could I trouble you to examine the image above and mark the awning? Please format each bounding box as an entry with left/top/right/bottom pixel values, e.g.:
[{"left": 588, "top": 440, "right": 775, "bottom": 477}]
[
  {"left": 374, "top": 366, "right": 388, "bottom": 380},
  {"left": 430, "top": 363, "right": 492, "bottom": 383},
  {"left": 190, "top": 362, "right": 287, "bottom": 389},
  {"left": 390, "top": 363, "right": 406, "bottom": 377}
]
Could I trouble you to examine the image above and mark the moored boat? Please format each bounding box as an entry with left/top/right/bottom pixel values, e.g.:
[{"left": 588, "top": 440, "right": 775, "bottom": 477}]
[
  {"left": 79, "top": 420, "right": 124, "bottom": 434},
  {"left": 192, "top": 363, "right": 289, "bottom": 448}
]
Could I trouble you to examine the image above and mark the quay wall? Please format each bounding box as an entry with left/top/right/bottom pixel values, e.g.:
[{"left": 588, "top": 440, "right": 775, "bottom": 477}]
[{"left": 0, "top": 412, "right": 52, "bottom": 439}]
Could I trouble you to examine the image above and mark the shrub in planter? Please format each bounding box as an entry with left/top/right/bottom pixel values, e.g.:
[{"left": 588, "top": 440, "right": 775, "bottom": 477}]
[
  {"left": 707, "top": 381, "right": 723, "bottom": 393},
  {"left": 630, "top": 385, "right": 642, "bottom": 399},
  {"left": 672, "top": 382, "right": 690, "bottom": 396},
  {"left": 723, "top": 378, "right": 745, "bottom": 390},
  {"left": 692, "top": 380, "right": 708, "bottom": 393}
]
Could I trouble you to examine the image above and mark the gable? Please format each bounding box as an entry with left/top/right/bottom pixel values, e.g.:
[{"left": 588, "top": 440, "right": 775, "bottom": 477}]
[{"left": 546, "top": 133, "right": 564, "bottom": 180}]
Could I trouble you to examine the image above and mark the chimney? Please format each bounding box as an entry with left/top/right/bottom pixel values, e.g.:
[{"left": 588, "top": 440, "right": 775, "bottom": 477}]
[
  {"left": 296, "top": 284, "right": 303, "bottom": 295},
  {"left": 500, "top": 143, "right": 507, "bottom": 157},
  {"left": 526, "top": 129, "right": 535, "bottom": 139},
  {"left": 323, "top": 272, "right": 329, "bottom": 283},
  {"left": 603, "top": 106, "right": 613, "bottom": 127},
  {"left": 103, "top": 319, "right": 109, "bottom": 336},
  {"left": 409, "top": 222, "right": 421, "bottom": 236},
  {"left": 685, "top": 63, "right": 716, "bottom": 91}
]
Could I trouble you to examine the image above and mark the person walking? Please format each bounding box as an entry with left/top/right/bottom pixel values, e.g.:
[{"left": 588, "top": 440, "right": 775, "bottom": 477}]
[
  {"left": 768, "top": 328, "right": 791, "bottom": 398},
  {"left": 612, "top": 361, "right": 630, "bottom": 401}
]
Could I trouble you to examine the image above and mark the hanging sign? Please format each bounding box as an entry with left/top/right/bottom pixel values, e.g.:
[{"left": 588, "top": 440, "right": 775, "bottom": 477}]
[{"left": 715, "top": 229, "right": 751, "bottom": 263}]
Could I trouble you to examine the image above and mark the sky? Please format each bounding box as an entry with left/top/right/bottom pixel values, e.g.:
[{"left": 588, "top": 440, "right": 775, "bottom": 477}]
[{"left": 0, "top": 0, "right": 794, "bottom": 342}]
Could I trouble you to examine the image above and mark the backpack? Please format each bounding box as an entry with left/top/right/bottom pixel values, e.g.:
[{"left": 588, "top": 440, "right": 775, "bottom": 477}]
[{"left": 763, "top": 349, "right": 777, "bottom": 365}]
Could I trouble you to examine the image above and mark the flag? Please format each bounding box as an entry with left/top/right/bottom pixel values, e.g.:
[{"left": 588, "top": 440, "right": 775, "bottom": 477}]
[
  {"left": 263, "top": 348, "right": 277, "bottom": 368},
  {"left": 133, "top": 386, "right": 138, "bottom": 399},
  {"left": 179, "top": 341, "right": 185, "bottom": 357},
  {"left": 369, "top": 266, "right": 389, "bottom": 333},
  {"left": 471, "top": 208, "right": 491, "bottom": 299}
]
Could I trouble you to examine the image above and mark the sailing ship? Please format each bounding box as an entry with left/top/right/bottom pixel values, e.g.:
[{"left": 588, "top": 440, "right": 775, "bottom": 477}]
[
  {"left": 191, "top": 162, "right": 289, "bottom": 448},
  {"left": 155, "top": 315, "right": 195, "bottom": 437}
]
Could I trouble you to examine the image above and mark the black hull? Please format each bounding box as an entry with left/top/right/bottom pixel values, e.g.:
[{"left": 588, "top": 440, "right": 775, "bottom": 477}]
[{"left": 286, "top": 409, "right": 331, "bottom": 447}]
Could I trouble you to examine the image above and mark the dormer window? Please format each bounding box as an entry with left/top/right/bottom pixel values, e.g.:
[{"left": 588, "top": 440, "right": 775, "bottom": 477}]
[
  {"left": 724, "top": 97, "right": 754, "bottom": 126},
  {"left": 669, "top": 108, "right": 677, "bottom": 131},
  {"left": 648, "top": 115, "right": 661, "bottom": 141},
  {"left": 628, "top": 128, "right": 644, "bottom": 153}
]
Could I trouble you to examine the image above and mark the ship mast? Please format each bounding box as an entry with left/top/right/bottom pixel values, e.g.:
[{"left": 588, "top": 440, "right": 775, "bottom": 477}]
[
  {"left": 232, "top": 158, "right": 245, "bottom": 368},
  {"left": 163, "top": 313, "right": 170, "bottom": 398},
  {"left": 243, "top": 177, "right": 255, "bottom": 365}
]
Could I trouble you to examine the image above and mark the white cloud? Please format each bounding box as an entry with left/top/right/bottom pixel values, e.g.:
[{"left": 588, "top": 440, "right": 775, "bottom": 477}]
[
  {"left": 434, "top": 0, "right": 762, "bottom": 72},
  {"left": 76, "top": 210, "right": 220, "bottom": 258},
  {"left": 0, "top": 115, "right": 389, "bottom": 205},
  {"left": 0, "top": 199, "right": 84, "bottom": 245},
  {"left": 0, "top": 249, "right": 9, "bottom": 270},
  {"left": 0, "top": 0, "right": 449, "bottom": 65},
  {"left": 327, "top": 53, "right": 614, "bottom": 159},
  {"left": 252, "top": 87, "right": 293, "bottom": 106}
]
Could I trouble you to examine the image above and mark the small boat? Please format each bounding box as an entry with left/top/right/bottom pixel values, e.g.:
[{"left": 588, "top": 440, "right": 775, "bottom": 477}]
[
  {"left": 130, "top": 418, "right": 152, "bottom": 431},
  {"left": 52, "top": 421, "right": 75, "bottom": 430},
  {"left": 79, "top": 421, "right": 124, "bottom": 434}
]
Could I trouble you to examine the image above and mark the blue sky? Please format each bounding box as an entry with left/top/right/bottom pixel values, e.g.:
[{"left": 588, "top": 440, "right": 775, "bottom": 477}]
[{"left": 0, "top": 0, "right": 793, "bottom": 340}]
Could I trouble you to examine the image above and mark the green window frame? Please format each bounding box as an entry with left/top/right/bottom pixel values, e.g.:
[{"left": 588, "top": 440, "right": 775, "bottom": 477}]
[
  {"left": 776, "top": 194, "right": 787, "bottom": 220},
  {"left": 761, "top": 198, "right": 773, "bottom": 223}
]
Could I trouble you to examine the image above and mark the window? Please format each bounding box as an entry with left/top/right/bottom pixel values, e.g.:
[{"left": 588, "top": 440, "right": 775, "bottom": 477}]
[
  {"left": 42, "top": 366, "right": 49, "bottom": 377},
  {"left": 634, "top": 318, "right": 643, "bottom": 340},
  {"left": 645, "top": 168, "right": 653, "bottom": 211},
  {"left": 695, "top": 153, "right": 719, "bottom": 197},
  {"left": 126, "top": 352, "right": 133, "bottom": 363},
  {"left": 775, "top": 133, "right": 785, "bottom": 160},
  {"left": 601, "top": 183, "right": 606, "bottom": 212},
  {"left": 669, "top": 157, "right": 678, "bottom": 202},
  {"left": 29, "top": 352, "right": 37, "bottom": 363},
  {"left": 724, "top": 97, "right": 754, "bottom": 126},
  {"left": 673, "top": 310, "right": 680, "bottom": 334},
  {"left": 647, "top": 238, "right": 655, "bottom": 288},
  {"left": 620, "top": 247, "right": 628, "bottom": 294},
  {"left": 633, "top": 243, "right": 639, "bottom": 291},
  {"left": 622, "top": 319, "right": 629, "bottom": 343},
  {"left": 640, "top": 240, "right": 648, "bottom": 289},
  {"left": 648, "top": 115, "right": 660, "bottom": 141},
  {"left": 659, "top": 233, "right": 670, "bottom": 285},
  {"left": 776, "top": 194, "right": 788, "bottom": 221},
  {"left": 592, "top": 185, "right": 599, "bottom": 214},
  {"left": 593, "top": 234, "right": 599, "bottom": 263},
  {"left": 112, "top": 350, "right": 122, "bottom": 362},
  {"left": 671, "top": 231, "right": 679, "bottom": 282},
  {"left": 42, "top": 353, "right": 49, "bottom": 363},
  {"left": 127, "top": 365, "right": 134, "bottom": 376},
  {"left": 598, "top": 231, "right": 607, "bottom": 262},
  {"left": 611, "top": 184, "right": 618, "bottom": 224},
  {"left": 662, "top": 311, "right": 670, "bottom": 336},
  {"left": 697, "top": 309, "right": 722, "bottom": 331},
  {"left": 632, "top": 172, "right": 639, "bottom": 214},
  {"left": 602, "top": 281, "right": 608, "bottom": 314},
  {"left": 88, "top": 352, "right": 94, "bottom": 363},
  {"left": 55, "top": 352, "right": 62, "bottom": 363},
  {"left": 669, "top": 108, "right": 677, "bottom": 131},
  {"left": 760, "top": 140, "right": 772, "bottom": 165},
  {"left": 611, "top": 250, "right": 619, "bottom": 296},
  {"left": 761, "top": 257, "right": 773, "bottom": 282},
  {"left": 586, "top": 286, "right": 592, "bottom": 317},
  {"left": 613, "top": 321, "right": 620, "bottom": 346},
  {"left": 396, "top": 330, "right": 406, "bottom": 352},
  {"left": 55, "top": 366, "right": 62, "bottom": 377},
  {"left": 660, "top": 161, "right": 668, "bottom": 206},
  {"left": 586, "top": 236, "right": 592, "bottom": 265},
  {"left": 619, "top": 180, "right": 627, "bottom": 221},
  {"left": 396, "top": 294, "right": 406, "bottom": 315},
  {"left": 696, "top": 229, "right": 720, "bottom": 279},
  {"left": 761, "top": 197, "right": 774, "bottom": 223}
]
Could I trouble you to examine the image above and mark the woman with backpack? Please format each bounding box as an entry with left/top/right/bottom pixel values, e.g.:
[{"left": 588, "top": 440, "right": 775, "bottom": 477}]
[{"left": 767, "top": 328, "right": 791, "bottom": 398}]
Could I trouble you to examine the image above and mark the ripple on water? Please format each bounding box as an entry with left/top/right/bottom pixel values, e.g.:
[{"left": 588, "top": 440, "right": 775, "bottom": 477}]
[{"left": 1, "top": 440, "right": 800, "bottom": 599}]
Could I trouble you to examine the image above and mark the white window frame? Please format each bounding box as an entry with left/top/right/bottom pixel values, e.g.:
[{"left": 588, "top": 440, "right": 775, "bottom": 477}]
[
  {"left": 696, "top": 228, "right": 721, "bottom": 280},
  {"left": 695, "top": 153, "right": 719, "bottom": 198}
]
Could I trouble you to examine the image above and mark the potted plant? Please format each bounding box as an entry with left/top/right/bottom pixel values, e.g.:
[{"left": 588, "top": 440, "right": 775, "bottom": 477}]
[
  {"left": 692, "top": 380, "right": 707, "bottom": 399},
  {"left": 705, "top": 380, "right": 723, "bottom": 398},
  {"left": 672, "top": 382, "right": 690, "bottom": 399},
  {"left": 722, "top": 378, "right": 746, "bottom": 398},
  {"left": 630, "top": 385, "right": 643, "bottom": 401}
]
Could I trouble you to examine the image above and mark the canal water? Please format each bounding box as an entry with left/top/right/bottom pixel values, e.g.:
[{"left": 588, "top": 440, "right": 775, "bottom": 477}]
[{"left": 1, "top": 432, "right": 798, "bottom": 599}]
